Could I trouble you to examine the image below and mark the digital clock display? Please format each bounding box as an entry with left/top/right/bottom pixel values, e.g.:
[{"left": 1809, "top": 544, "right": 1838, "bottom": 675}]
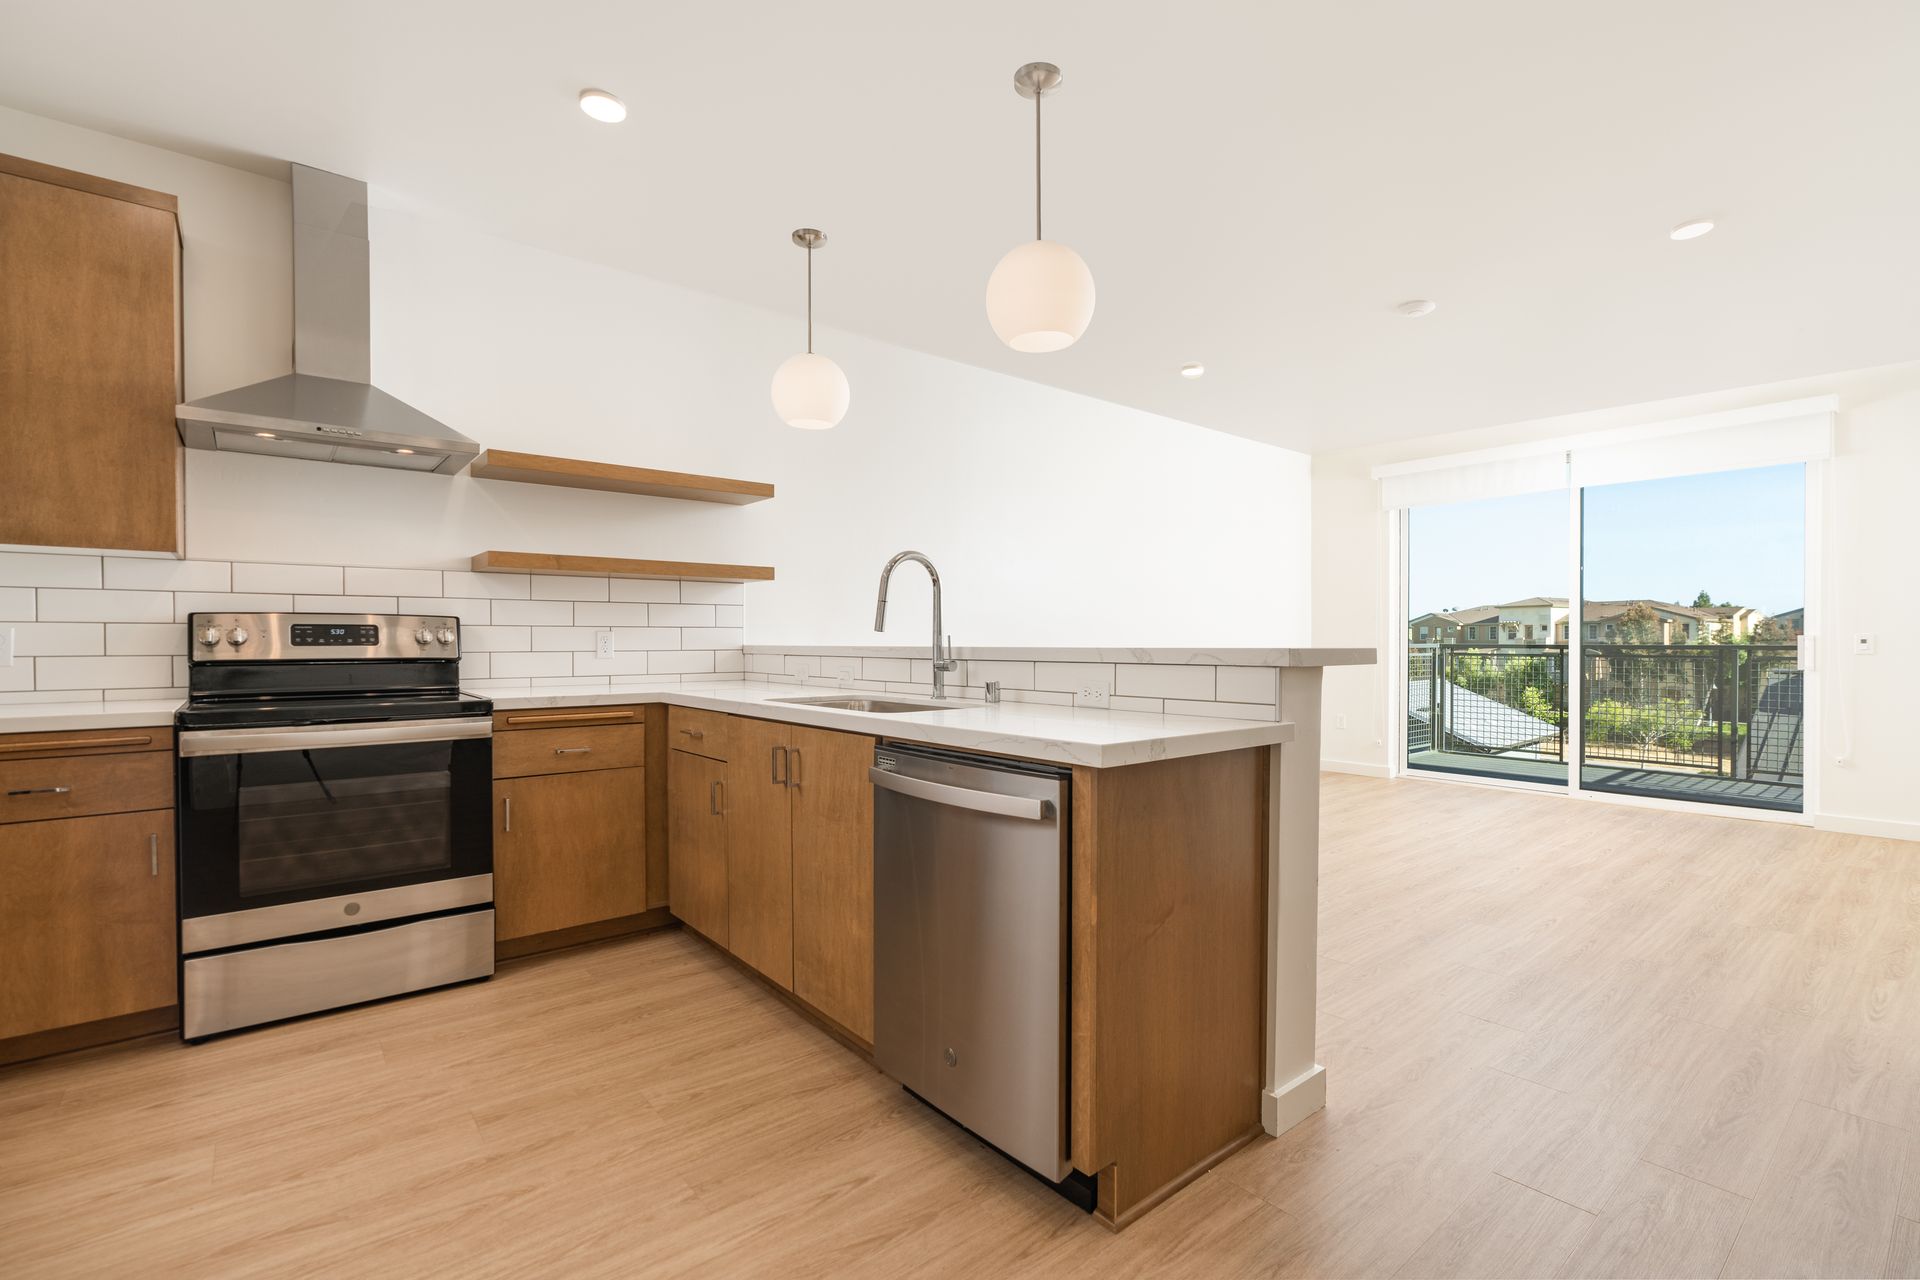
[{"left": 291, "top": 623, "right": 380, "bottom": 646}]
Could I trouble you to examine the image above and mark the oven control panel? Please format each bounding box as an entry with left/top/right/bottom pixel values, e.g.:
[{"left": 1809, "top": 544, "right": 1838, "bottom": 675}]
[{"left": 187, "top": 612, "right": 461, "bottom": 661}]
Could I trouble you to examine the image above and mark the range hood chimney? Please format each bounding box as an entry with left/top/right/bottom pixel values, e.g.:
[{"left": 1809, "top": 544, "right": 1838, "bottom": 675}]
[{"left": 175, "top": 164, "right": 480, "bottom": 474}]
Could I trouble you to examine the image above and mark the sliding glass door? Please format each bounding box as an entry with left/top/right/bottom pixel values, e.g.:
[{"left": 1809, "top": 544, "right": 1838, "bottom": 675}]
[
  {"left": 1405, "top": 490, "right": 1569, "bottom": 787},
  {"left": 1577, "top": 464, "right": 1806, "bottom": 812}
]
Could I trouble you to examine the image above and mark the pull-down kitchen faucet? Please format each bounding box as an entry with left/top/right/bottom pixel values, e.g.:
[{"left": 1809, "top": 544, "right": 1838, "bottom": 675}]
[{"left": 874, "top": 550, "right": 959, "bottom": 698}]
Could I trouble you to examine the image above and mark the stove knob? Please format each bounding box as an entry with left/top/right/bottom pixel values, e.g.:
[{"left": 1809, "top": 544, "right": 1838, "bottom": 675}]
[
  {"left": 435, "top": 627, "right": 456, "bottom": 646},
  {"left": 414, "top": 627, "right": 434, "bottom": 645},
  {"left": 225, "top": 626, "right": 250, "bottom": 647},
  {"left": 197, "top": 625, "right": 222, "bottom": 648}
]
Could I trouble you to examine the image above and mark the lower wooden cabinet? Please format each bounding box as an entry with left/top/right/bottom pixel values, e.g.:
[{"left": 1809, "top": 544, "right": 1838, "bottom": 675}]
[
  {"left": 724, "top": 717, "right": 796, "bottom": 988},
  {"left": 788, "top": 725, "right": 876, "bottom": 1041},
  {"left": 492, "top": 767, "right": 646, "bottom": 941},
  {"left": 0, "top": 810, "right": 175, "bottom": 1041},
  {"left": 667, "top": 750, "right": 728, "bottom": 945}
]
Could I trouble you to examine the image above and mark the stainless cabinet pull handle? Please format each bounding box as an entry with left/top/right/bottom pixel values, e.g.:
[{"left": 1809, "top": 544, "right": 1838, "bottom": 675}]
[
  {"left": 771, "top": 744, "right": 787, "bottom": 785},
  {"left": 503, "top": 796, "right": 513, "bottom": 832},
  {"left": 710, "top": 778, "right": 723, "bottom": 815},
  {"left": 553, "top": 747, "right": 592, "bottom": 755},
  {"left": 679, "top": 727, "right": 704, "bottom": 739},
  {"left": 149, "top": 833, "right": 158, "bottom": 877},
  {"left": 6, "top": 786, "right": 71, "bottom": 796},
  {"left": 788, "top": 748, "right": 801, "bottom": 789}
]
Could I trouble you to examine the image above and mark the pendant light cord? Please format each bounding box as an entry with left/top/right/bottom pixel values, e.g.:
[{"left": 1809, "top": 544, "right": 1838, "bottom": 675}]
[
  {"left": 805, "top": 242, "right": 813, "bottom": 354},
  {"left": 1035, "top": 89, "right": 1043, "bottom": 242}
]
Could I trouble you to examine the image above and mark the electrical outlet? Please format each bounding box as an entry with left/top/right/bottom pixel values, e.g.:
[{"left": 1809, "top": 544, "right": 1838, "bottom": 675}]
[
  {"left": 1853, "top": 633, "right": 1877, "bottom": 656},
  {"left": 1335, "top": 714, "right": 1349, "bottom": 730},
  {"left": 829, "top": 661, "right": 858, "bottom": 687},
  {"left": 1076, "top": 682, "right": 1110, "bottom": 708},
  {"left": 0, "top": 627, "right": 12, "bottom": 667},
  {"left": 595, "top": 630, "right": 616, "bottom": 659}
]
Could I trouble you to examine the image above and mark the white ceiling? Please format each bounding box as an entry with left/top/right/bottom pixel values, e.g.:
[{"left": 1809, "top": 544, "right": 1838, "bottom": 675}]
[{"left": 2, "top": 0, "right": 1917, "bottom": 453}]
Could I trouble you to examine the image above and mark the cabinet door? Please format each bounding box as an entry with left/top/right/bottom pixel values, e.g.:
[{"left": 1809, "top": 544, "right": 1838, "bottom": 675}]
[
  {"left": 0, "top": 161, "right": 181, "bottom": 553},
  {"left": 790, "top": 726, "right": 877, "bottom": 1041},
  {"left": 667, "top": 750, "right": 728, "bottom": 945},
  {"left": 724, "top": 717, "right": 793, "bottom": 989},
  {"left": 0, "top": 810, "right": 175, "bottom": 1040},
  {"left": 493, "top": 768, "right": 645, "bottom": 941}
]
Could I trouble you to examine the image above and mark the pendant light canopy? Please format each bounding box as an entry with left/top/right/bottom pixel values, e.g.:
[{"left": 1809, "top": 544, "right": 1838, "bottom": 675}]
[
  {"left": 986, "top": 62, "right": 1095, "bottom": 353},
  {"left": 771, "top": 229, "right": 849, "bottom": 430}
]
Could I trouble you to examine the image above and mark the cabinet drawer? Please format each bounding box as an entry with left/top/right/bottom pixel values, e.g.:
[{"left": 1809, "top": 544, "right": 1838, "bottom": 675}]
[
  {"left": 668, "top": 706, "right": 730, "bottom": 761},
  {"left": 493, "top": 723, "right": 645, "bottom": 778},
  {"left": 492, "top": 706, "right": 643, "bottom": 733},
  {"left": 0, "top": 749, "right": 173, "bottom": 825}
]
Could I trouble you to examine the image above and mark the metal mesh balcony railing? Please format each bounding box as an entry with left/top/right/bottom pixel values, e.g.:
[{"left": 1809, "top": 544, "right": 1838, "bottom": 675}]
[{"left": 1408, "top": 642, "right": 1803, "bottom": 787}]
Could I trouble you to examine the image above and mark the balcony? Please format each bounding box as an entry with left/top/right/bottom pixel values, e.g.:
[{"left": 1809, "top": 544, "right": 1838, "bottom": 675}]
[{"left": 1407, "top": 642, "right": 1804, "bottom": 811}]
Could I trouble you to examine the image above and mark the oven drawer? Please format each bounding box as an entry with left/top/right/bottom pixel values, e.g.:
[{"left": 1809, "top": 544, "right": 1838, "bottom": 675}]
[
  {"left": 668, "top": 706, "right": 730, "bottom": 761},
  {"left": 182, "top": 908, "right": 495, "bottom": 1039},
  {"left": 0, "top": 749, "right": 173, "bottom": 825},
  {"left": 493, "top": 723, "right": 645, "bottom": 778}
]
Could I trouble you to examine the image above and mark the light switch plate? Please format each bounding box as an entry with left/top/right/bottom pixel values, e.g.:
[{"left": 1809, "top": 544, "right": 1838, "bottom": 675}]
[{"left": 595, "top": 630, "right": 616, "bottom": 659}]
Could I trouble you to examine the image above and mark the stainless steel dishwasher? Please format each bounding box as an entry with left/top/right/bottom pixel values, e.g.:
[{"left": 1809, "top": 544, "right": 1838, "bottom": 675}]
[{"left": 871, "top": 742, "right": 1073, "bottom": 1186}]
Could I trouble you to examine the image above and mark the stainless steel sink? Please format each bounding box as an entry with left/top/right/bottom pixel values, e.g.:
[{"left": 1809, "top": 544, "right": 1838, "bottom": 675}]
[{"left": 770, "top": 694, "right": 963, "bottom": 714}]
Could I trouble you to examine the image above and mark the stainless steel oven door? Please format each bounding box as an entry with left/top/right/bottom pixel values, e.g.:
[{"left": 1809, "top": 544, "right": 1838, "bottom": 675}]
[{"left": 176, "top": 718, "right": 493, "bottom": 947}]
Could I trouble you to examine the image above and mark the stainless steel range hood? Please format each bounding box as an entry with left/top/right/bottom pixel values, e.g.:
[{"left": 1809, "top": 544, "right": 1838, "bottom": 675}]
[{"left": 176, "top": 164, "right": 479, "bottom": 474}]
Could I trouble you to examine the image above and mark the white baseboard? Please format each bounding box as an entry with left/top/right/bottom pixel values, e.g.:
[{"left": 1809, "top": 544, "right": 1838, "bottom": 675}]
[
  {"left": 1322, "top": 758, "right": 1390, "bottom": 778},
  {"left": 1262, "top": 1064, "right": 1326, "bottom": 1136},
  {"left": 1814, "top": 812, "right": 1920, "bottom": 844}
]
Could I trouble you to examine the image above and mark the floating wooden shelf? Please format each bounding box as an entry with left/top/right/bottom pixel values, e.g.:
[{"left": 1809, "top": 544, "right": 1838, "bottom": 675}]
[
  {"left": 471, "top": 551, "right": 775, "bottom": 583},
  {"left": 467, "top": 450, "right": 774, "bottom": 506}
]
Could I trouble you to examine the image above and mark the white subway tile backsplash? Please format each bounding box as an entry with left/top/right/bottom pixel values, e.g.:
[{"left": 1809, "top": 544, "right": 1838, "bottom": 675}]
[
  {"left": 296, "top": 595, "right": 398, "bottom": 614},
  {"left": 14, "top": 623, "right": 103, "bottom": 656},
  {"left": 1216, "top": 666, "right": 1278, "bottom": 705},
  {"left": 0, "top": 588, "right": 34, "bottom": 620},
  {"left": 681, "top": 627, "right": 744, "bottom": 650},
  {"left": 1163, "top": 699, "right": 1277, "bottom": 722},
  {"left": 0, "top": 686, "right": 97, "bottom": 703},
  {"left": 572, "top": 651, "right": 652, "bottom": 677},
  {"left": 107, "top": 623, "right": 188, "bottom": 656},
  {"left": 459, "top": 653, "right": 490, "bottom": 680},
  {"left": 0, "top": 662, "right": 37, "bottom": 693},
  {"left": 36, "top": 655, "right": 173, "bottom": 690},
  {"left": 612, "top": 627, "right": 680, "bottom": 651},
  {"left": 463, "top": 626, "right": 531, "bottom": 652},
  {"left": 968, "top": 660, "right": 1035, "bottom": 690},
  {"left": 491, "top": 599, "right": 574, "bottom": 626},
  {"left": 404, "top": 597, "right": 489, "bottom": 625},
  {"left": 42, "top": 589, "right": 175, "bottom": 623},
  {"left": 441, "top": 570, "right": 530, "bottom": 599},
  {"left": 1116, "top": 663, "right": 1215, "bottom": 701},
  {"left": 649, "top": 650, "right": 716, "bottom": 675},
  {"left": 573, "top": 603, "right": 653, "bottom": 626},
  {"left": 713, "top": 604, "right": 744, "bottom": 626},
  {"left": 861, "top": 657, "right": 913, "bottom": 682},
  {"left": 680, "top": 581, "right": 743, "bottom": 605},
  {"left": 607, "top": 580, "right": 680, "bottom": 604},
  {"left": 233, "top": 563, "right": 344, "bottom": 594},
  {"left": 0, "top": 552, "right": 101, "bottom": 588},
  {"left": 104, "top": 557, "right": 228, "bottom": 591},
  {"left": 649, "top": 604, "right": 714, "bottom": 626},
  {"left": 530, "top": 576, "right": 609, "bottom": 602},
  {"left": 1034, "top": 661, "right": 1115, "bottom": 694},
  {"left": 345, "top": 567, "right": 442, "bottom": 596},
  {"left": 172, "top": 592, "right": 294, "bottom": 621},
  {"left": 488, "top": 651, "right": 573, "bottom": 679},
  {"left": 531, "top": 626, "right": 595, "bottom": 651},
  {"left": 1107, "top": 695, "right": 1165, "bottom": 714},
  {"left": 715, "top": 649, "right": 744, "bottom": 673}
]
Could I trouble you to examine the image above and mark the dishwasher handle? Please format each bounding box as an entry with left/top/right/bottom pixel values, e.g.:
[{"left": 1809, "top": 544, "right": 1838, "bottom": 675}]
[{"left": 868, "top": 766, "right": 1054, "bottom": 821}]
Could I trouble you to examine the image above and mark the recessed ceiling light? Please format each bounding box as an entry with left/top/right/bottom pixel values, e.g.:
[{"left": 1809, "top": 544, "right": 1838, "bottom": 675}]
[
  {"left": 1179, "top": 362, "right": 1205, "bottom": 380},
  {"left": 393, "top": 448, "right": 415, "bottom": 455},
  {"left": 1395, "top": 299, "right": 1437, "bottom": 317},
  {"left": 1669, "top": 218, "right": 1714, "bottom": 241},
  {"left": 254, "top": 431, "right": 276, "bottom": 439},
  {"left": 578, "top": 89, "right": 627, "bottom": 124}
]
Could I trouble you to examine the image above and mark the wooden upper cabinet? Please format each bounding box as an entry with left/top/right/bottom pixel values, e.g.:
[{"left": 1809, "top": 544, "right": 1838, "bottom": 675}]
[
  {"left": 492, "top": 768, "right": 646, "bottom": 941},
  {"left": 0, "top": 154, "right": 183, "bottom": 554},
  {"left": 0, "top": 810, "right": 175, "bottom": 1041},
  {"left": 789, "top": 725, "right": 876, "bottom": 1042},
  {"left": 723, "top": 716, "right": 795, "bottom": 990},
  {"left": 667, "top": 749, "right": 729, "bottom": 945}
]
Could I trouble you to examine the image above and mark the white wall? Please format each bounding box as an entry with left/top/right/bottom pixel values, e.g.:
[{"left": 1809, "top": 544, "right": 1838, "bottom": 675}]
[
  {"left": 0, "top": 105, "right": 1312, "bottom": 651},
  {"left": 1312, "top": 360, "right": 1920, "bottom": 840}
]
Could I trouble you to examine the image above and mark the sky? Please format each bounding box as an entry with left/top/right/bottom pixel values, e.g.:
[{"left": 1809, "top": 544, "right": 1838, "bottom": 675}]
[{"left": 1408, "top": 463, "right": 1805, "bottom": 618}]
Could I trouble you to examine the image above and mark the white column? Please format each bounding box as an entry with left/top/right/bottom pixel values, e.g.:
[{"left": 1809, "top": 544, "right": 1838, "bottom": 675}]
[{"left": 1264, "top": 665, "right": 1326, "bottom": 1134}]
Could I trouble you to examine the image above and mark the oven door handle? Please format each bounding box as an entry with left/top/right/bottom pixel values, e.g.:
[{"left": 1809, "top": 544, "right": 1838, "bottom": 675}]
[{"left": 177, "top": 718, "right": 493, "bottom": 757}]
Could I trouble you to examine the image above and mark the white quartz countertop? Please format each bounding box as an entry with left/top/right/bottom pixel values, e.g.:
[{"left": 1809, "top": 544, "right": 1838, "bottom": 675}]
[
  {"left": 486, "top": 681, "right": 1295, "bottom": 768},
  {"left": 0, "top": 682, "right": 1299, "bottom": 768},
  {"left": 744, "top": 644, "right": 1375, "bottom": 667}
]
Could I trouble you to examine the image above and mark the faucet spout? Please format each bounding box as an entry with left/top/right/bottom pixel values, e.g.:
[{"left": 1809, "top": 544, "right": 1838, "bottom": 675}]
[{"left": 874, "top": 550, "right": 957, "bottom": 698}]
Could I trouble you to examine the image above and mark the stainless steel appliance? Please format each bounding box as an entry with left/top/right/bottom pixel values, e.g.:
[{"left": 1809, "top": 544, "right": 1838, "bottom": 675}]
[
  {"left": 175, "top": 612, "right": 495, "bottom": 1039},
  {"left": 871, "top": 742, "right": 1078, "bottom": 1192}
]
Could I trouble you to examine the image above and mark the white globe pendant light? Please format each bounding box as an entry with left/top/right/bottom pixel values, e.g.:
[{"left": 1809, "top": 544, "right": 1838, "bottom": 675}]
[
  {"left": 771, "top": 229, "right": 849, "bottom": 430},
  {"left": 986, "top": 62, "right": 1095, "bottom": 353}
]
